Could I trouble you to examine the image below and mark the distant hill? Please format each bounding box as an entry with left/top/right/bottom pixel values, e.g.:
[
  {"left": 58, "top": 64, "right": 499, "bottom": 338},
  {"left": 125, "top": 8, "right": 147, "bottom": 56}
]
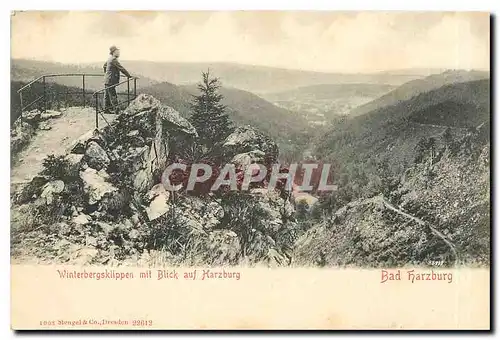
[
  {"left": 313, "top": 79, "right": 489, "bottom": 195},
  {"left": 88, "top": 61, "right": 427, "bottom": 93},
  {"left": 349, "top": 70, "right": 490, "bottom": 117},
  {"left": 373, "top": 68, "right": 449, "bottom": 76},
  {"left": 264, "top": 83, "right": 396, "bottom": 101},
  {"left": 262, "top": 83, "right": 396, "bottom": 124},
  {"left": 318, "top": 79, "right": 489, "bottom": 152},
  {"left": 11, "top": 59, "right": 158, "bottom": 90}
]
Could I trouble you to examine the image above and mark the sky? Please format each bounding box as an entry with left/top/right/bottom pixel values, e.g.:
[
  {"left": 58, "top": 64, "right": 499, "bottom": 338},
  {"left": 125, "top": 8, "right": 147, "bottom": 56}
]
[{"left": 11, "top": 11, "right": 490, "bottom": 73}]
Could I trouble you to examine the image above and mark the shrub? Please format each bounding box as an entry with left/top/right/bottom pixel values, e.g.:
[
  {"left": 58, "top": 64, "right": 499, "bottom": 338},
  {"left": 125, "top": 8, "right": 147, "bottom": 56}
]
[
  {"left": 41, "top": 154, "right": 71, "bottom": 180},
  {"left": 100, "top": 190, "right": 132, "bottom": 219},
  {"left": 219, "top": 192, "right": 273, "bottom": 258}
]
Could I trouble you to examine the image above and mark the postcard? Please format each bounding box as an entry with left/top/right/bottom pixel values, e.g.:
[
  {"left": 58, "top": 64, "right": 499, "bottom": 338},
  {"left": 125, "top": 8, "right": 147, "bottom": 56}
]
[{"left": 10, "top": 11, "right": 490, "bottom": 330}]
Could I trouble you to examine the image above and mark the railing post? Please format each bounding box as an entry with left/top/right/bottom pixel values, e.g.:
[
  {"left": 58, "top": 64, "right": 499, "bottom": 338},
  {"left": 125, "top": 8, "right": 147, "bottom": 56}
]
[
  {"left": 127, "top": 78, "right": 130, "bottom": 106},
  {"left": 82, "top": 75, "right": 86, "bottom": 107},
  {"left": 42, "top": 76, "right": 46, "bottom": 112},
  {"left": 19, "top": 92, "right": 23, "bottom": 124},
  {"left": 17, "top": 73, "right": 109, "bottom": 124},
  {"left": 95, "top": 94, "right": 99, "bottom": 129},
  {"left": 65, "top": 86, "right": 68, "bottom": 107}
]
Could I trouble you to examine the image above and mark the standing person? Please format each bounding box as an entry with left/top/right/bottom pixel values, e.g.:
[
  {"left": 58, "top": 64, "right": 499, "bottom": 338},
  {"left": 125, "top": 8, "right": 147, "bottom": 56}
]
[{"left": 103, "top": 45, "right": 132, "bottom": 113}]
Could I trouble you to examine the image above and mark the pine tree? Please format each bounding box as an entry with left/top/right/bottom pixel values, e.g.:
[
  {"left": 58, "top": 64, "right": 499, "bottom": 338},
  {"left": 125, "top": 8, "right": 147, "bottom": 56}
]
[{"left": 189, "top": 70, "right": 232, "bottom": 152}]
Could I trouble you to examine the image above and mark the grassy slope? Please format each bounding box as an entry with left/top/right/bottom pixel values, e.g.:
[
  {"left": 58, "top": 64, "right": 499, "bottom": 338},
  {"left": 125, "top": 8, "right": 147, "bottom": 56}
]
[
  {"left": 350, "top": 70, "right": 490, "bottom": 117},
  {"left": 315, "top": 79, "right": 490, "bottom": 170},
  {"left": 294, "top": 128, "right": 490, "bottom": 267},
  {"left": 293, "top": 78, "right": 490, "bottom": 266}
]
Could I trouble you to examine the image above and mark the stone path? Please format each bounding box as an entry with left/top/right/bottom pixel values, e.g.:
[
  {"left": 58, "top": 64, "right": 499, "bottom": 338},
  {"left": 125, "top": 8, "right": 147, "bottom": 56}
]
[{"left": 11, "top": 107, "right": 116, "bottom": 184}]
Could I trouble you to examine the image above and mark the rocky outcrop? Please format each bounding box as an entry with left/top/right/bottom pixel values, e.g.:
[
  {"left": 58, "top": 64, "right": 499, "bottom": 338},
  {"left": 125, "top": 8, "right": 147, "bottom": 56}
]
[
  {"left": 68, "top": 129, "right": 104, "bottom": 154},
  {"left": 123, "top": 93, "right": 161, "bottom": 116},
  {"left": 40, "top": 110, "right": 62, "bottom": 120},
  {"left": 223, "top": 125, "right": 279, "bottom": 165},
  {"left": 11, "top": 119, "right": 35, "bottom": 158},
  {"left": 293, "top": 192, "right": 319, "bottom": 210},
  {"left": 12, "top": 94, "right": 297, "bottom": 268},
  {"left": 176, "top": 196, "right": 224, "bottom": 231},
  {"left": 84, "top": 141, "right": 110, "bottom": 171},
  {"left": 231, "top": 150, "right": 266, "bottom": 168},
  {"left": 40, "top": 180, "right": 65, "bottom": 205},
  {"left": 250, "top": 188, "right": 295, "bottom": 233},
  {"left": 79, "top": 168, "right": 117, "bottom": 205},
  {"left": 110, "top": 94, "right": 197, "bottom": 194},
  {"left": 158, "top": 105, "right": 198, "bottom": 136}
]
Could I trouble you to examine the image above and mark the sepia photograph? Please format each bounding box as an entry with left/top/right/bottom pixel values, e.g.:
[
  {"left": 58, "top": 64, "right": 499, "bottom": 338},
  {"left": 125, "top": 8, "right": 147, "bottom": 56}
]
[{"left": 9, "top": 10, "right": 491, "bottom": 330}]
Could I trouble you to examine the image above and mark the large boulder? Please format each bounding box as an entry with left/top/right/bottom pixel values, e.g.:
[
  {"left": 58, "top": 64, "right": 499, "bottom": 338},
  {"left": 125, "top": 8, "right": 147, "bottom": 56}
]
[
  {"left": 84, "top": 141, "right": 110, "bottom": 171},
  {"left": 176, "top": 196, "right": 224, "bottom": 231},
  {"left": 112, "top": 94, "right": 197, "bottom": 194},
  {"left": 249, "top": 188, "right": 295, "bottom": 233},
  {"left": 123, "top": 93, "right": 161, "bottom": 116},
  {"left": 79, "top": 168, "right": 118, "bottom": 205},
  {"left": 129, "top": 119, "right": 169, "bottom": 193},
  {"left": 145, "top": 184, "right": 170, "bottom": 221},
  {"left": 223, "top": 126, "right": 279, "bottom": 164},
  {"left": 123, "top": 94, "right": 197, "bottom": 136},
  {"left": 231, "top": 150, "right": 266, "bottom": 169},
  {"left": 40, "top": 180, "right": 65, "bottom": 205},
  {"left": 157, "top": 105, "right": 198, "bottom": 136},
  {"left": 65, "top": 154, "right": 84, "bottom": 175},
  {"left": 68, "top": 129, "right": 103, "bottom": 154},
  {"left": 293, "top": 192, "right": 319, "bottom": 210},
  {"left": 23, "top": 109, "right": 41, "bottom": 124}
]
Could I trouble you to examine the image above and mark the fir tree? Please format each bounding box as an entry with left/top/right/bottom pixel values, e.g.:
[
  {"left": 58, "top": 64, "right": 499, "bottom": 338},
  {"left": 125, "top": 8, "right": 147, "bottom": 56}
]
[{"left": 190, "top": 70, "right": 232, "bottom": 153}]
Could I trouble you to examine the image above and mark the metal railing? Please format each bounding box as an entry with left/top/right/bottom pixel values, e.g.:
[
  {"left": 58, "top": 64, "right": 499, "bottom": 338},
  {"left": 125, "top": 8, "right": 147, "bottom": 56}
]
[
  {"left": 16, "top": 73, "right": 138, "bottom": 129},
  {"left": 17, "top": 73, "right": 103, "bottom": 122},
  {"left": 92, "top": 77, "right": 138, "bottom": 129}
]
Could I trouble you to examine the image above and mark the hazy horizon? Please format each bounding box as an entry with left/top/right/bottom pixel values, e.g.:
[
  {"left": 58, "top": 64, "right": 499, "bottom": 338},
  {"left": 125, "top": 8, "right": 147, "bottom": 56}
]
[
  {"left": 11, "top": 11, "right": 490, "bottom": 73},
  {"left": 12, "top": 56, "right": 491, "bottom": 76}
]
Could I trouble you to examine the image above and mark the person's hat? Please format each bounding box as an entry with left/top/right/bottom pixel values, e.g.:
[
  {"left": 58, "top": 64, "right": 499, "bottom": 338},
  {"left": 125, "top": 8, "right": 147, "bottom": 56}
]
[{"left": 109, "top": 45, "right": 119, "bottom": 54}]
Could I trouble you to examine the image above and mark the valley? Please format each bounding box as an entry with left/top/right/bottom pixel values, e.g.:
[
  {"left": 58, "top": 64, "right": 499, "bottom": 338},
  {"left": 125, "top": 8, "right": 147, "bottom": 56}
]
[
  {"left": 262, "top": 83, "right": 397, "bottom": 125},
  {"left": 10, "top": 60, "right": 491, "bottom": 267}
]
